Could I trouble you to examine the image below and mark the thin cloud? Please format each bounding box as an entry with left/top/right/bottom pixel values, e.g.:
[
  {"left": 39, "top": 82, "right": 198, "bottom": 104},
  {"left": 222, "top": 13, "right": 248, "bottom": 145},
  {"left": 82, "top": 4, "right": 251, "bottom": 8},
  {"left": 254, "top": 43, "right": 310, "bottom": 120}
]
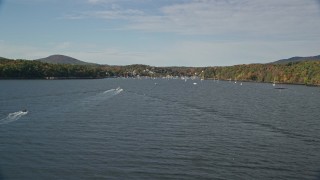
[
  {"left": 2, "top": 0, "right": 319, "bottom": 66},
  {"left": 87, "top": 0, "right": 113, "bottom": 4},
  {"left": 0, "top": 41, "right": 148, "bottom": 65},
  {"left": 64, "top": 5, "right": 144, "bottom": 20},
  {"left": 55, "top": 42, "right": 72, "bottom": 50},
  {"left": 68, "top": 0, "right": 320, "bottom": 40},
  {"left": 90, "top": 9, "right": 144, "bottom": 20},
  {"left": 129, "top": 0, "right": 320, "bottom": 37},
  {"left": 1, "top": 39, "right": 319, "bottom": 66},
  {"left": 86, "top": 0, "right": 139, "bottom": 5}
]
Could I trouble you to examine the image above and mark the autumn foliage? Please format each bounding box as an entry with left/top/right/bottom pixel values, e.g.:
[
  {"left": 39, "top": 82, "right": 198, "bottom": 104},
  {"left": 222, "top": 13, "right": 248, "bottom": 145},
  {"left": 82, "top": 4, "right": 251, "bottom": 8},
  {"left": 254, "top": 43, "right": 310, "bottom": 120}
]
[{"left": 1, "top": 57, "right": 320, "bottom": 85}]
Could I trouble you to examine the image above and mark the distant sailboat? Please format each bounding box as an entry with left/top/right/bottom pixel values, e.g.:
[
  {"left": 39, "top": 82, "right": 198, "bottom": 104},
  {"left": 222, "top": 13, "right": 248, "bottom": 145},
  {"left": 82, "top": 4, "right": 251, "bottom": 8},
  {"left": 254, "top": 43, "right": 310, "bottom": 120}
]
[
  {"left": 273, "top": 78, "right": 276, "bottom": 87},
  {"left": 201, "top": 70, "right": 204, "bottom": 81}
]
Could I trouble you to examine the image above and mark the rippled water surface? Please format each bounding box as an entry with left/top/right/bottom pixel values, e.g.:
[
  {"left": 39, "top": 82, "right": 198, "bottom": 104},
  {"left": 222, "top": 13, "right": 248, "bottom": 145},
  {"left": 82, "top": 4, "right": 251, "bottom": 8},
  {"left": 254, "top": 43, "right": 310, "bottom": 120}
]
[{"left": 1, "top": 79, "right": 320, "bottom": 179}]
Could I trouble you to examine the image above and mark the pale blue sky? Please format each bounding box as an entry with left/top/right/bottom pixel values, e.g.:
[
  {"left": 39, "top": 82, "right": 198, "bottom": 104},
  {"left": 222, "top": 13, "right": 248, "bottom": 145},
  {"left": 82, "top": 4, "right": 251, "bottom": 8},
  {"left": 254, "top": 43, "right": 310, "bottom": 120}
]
[{"left": 0, "top": 0, "right": 320, "bottom": 66}]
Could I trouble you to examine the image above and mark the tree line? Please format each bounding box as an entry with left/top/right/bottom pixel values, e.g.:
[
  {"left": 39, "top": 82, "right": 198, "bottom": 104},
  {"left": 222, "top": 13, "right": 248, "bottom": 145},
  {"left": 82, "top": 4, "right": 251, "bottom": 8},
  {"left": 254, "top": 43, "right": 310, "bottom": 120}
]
[
  {"left": 0, "top": 58, "right": 104, "bottom": 79},
  {"left": 208, "top": 62, "right": 320, "bottom": 85},
  {"left": 1, "top": 57, "right": 320, "bottom": 85}
]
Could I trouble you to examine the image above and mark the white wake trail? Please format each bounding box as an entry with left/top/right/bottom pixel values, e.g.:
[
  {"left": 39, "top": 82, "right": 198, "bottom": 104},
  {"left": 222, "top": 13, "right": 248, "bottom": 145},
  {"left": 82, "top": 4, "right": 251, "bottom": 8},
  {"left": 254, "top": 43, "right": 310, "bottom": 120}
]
[
  {"left": 103, "top": 87, "right": 123, "bottom": 95},
  {"left": 0, "top": 111, "right": 28, "bottom": 125},
  {"left": 81, "top": 87, "right": 124, "bottom": 107},
  {"left": 100, "top": 87, "right": 123, "bottom": 99}
]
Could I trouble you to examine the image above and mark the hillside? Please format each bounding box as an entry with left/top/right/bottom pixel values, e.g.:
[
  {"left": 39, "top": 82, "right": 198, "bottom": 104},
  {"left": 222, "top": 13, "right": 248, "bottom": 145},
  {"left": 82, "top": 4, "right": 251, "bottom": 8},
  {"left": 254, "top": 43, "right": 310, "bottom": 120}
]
[
  {"left": 1, "top": 54, "right": 320, "bottom": 85},
  {"left": 272, "top": 55, "right": 320, "bottom": 64},
  {"left": 36, "top": 55, "right": 95, "bottom": 65}
]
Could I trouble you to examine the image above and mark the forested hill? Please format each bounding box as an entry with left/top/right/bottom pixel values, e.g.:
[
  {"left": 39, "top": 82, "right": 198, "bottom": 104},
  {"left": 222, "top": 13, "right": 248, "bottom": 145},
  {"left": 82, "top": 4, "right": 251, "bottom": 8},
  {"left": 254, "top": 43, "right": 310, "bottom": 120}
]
[
  {"left": 0, "top": 58, "right": 103, "bottom": 79},
  {"left": 1, "top": 56, "right": 320, "bottom": 86},
  {"left": 36, "top": 55, "right": 95, "bottom": 65},
  {"left": 272, "top": 55, "right": 320, "bottom": 64}
]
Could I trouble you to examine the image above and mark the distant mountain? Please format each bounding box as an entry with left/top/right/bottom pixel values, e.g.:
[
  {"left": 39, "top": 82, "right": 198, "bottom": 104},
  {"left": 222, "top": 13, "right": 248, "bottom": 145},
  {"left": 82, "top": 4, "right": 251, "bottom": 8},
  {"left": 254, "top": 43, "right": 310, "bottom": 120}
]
[
  {"left": 0, "top": 57, "right": 9, "bottom": 60},
  {"left": 272, "top": 55, "right": 320, "bottom": 64},
  {"left": 36, "top": 55, "right": 96, "bottom": 65}
]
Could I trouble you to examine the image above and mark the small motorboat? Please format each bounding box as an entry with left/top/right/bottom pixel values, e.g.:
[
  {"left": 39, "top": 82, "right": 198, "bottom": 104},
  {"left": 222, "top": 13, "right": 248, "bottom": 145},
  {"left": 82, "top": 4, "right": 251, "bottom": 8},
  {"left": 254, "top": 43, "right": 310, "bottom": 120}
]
[{"left": 22, "top": 109, "right": 28, "bottom": 113}]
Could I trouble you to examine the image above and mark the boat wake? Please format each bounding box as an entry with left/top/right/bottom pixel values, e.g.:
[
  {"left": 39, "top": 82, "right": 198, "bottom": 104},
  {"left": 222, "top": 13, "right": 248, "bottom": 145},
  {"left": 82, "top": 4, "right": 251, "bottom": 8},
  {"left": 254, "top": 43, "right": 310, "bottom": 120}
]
[
  {"left": 103, "top": 87, "right": 123, "bottom": 96},
  {"left": 81, "top": 87, "right": 124, "bottom": 107},
  {"left": 100, "top": 87, "right": 123, "bottom": 100},
  {"left": 0, "top": 111, "right": 28, "bottom": 125}
]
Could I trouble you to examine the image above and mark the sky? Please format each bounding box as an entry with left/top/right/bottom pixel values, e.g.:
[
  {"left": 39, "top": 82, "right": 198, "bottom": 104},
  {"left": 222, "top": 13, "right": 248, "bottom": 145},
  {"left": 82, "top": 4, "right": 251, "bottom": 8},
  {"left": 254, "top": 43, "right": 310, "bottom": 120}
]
[{"left": 0, "top": 0, "right": 320, "bottom": 66}]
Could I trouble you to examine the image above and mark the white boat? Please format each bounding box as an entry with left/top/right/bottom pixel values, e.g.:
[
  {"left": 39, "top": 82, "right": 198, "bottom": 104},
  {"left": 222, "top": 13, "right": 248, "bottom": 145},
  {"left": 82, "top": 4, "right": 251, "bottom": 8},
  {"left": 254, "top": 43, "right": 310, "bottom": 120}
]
[{"left": 273, "top": 78, "right": 276, "bottom": 86}]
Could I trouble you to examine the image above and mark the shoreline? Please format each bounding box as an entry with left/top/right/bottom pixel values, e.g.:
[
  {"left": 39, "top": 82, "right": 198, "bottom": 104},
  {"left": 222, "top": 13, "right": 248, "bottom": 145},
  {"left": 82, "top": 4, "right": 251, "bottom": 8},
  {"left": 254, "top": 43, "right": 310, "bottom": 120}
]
[{"left": 1, "top": 77, "right": 319, "bottom": 87}]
